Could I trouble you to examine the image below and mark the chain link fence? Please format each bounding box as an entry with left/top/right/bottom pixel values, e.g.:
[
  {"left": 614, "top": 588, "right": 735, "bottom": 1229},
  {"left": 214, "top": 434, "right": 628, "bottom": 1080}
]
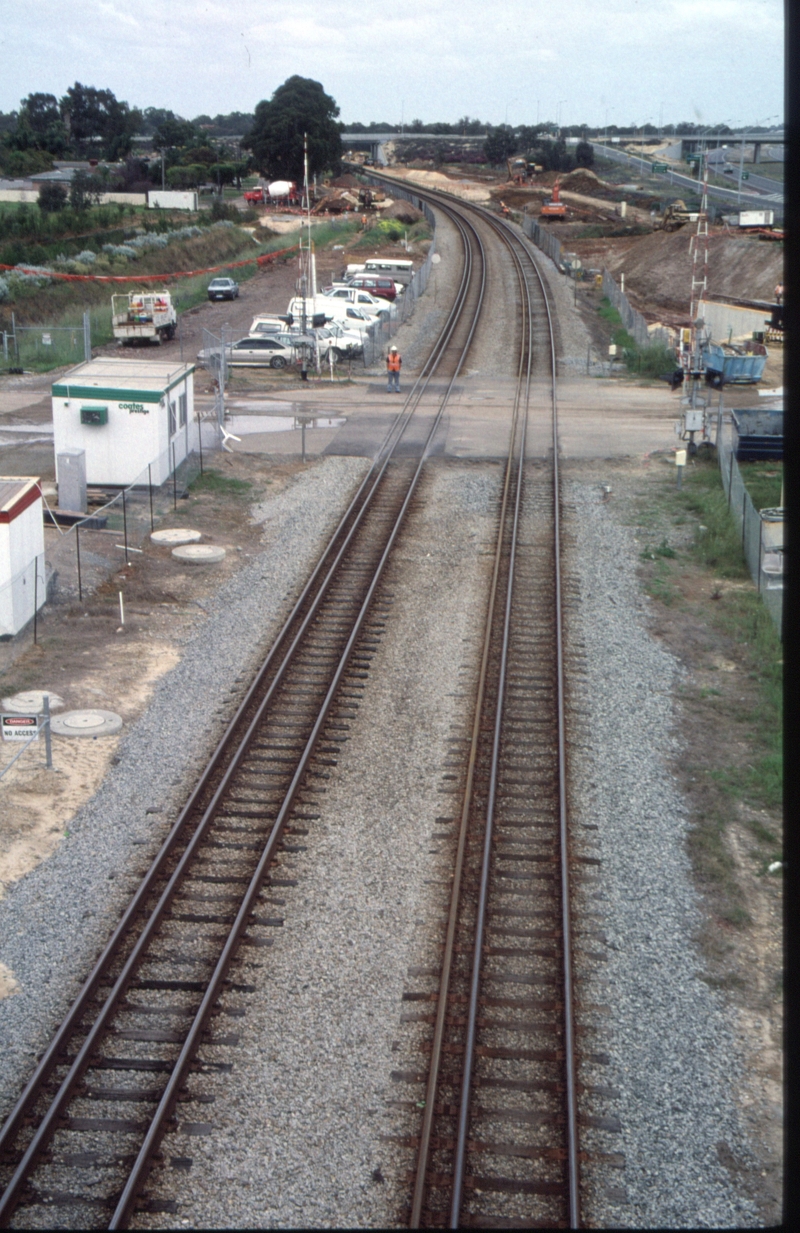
[
  {"left": 360, "top": 196, "right": 436, "bottom": 369},
  {"left": 521, "top": 213, "right": 564, "bottom": 269},
  {"left": 4, "top": 312, "right": 91, "bottom": 372},
  {"left": 2, "top": 421, "right": 221, "bottom": 657},
  {"left": 717, "top": 412, "right": 783, "bottom": 636},
  {"left": 601, "top": 270, "right": 672, "bottom": 349}
]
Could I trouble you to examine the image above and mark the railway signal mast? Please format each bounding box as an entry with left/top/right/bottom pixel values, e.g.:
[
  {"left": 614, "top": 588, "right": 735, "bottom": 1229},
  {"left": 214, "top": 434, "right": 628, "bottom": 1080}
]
[{"left": 676, "top": 152, "right": 713, "bottom": 453}]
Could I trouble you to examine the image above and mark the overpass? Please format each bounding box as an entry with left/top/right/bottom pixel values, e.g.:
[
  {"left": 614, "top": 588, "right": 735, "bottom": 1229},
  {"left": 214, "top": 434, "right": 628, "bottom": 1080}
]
[{"left": 341, "top": 132, "right": 486, "bottom": 164}]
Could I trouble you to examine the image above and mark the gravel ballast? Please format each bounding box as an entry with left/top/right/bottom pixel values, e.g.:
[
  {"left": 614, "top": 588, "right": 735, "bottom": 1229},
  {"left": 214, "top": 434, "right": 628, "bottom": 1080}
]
[
  {"left": 0, "top": 456, "right": 370, "bottom": 1124},
  {"left": 131, "top": 460, "right": 500, "bottom": 1229},
  {"left": 564, "top": 475, "right": 761, "bottom": 1228}
]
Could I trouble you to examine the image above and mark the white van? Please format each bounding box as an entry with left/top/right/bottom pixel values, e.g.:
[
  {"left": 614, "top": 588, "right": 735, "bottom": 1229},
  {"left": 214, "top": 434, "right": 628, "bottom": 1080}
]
[{"left": 363, "top": 257, "right": 414, "bottom": 284}]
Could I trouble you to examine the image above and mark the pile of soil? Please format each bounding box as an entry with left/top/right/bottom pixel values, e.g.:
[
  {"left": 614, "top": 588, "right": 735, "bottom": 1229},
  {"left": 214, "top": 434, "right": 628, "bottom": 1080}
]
[
  {"left": 602, "top": 228, "right": 783, "bottom": 314},
  {"left": 327, "top": 174, "right": 361, "bottom": 189},
  {"left": 383, "top": 200, "right": 424, "bottom": 224}
]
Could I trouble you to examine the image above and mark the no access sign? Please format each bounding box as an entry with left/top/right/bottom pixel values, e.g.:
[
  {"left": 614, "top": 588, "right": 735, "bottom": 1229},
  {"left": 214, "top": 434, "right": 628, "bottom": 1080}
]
[{"left": 1, "top": 714, "right": 39, "bottom": 741}]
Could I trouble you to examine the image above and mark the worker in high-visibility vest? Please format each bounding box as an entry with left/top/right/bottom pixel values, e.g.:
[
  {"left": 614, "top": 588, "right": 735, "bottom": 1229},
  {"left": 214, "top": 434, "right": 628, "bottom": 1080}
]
[{"left": 386, "top": 345, "right": 402, "bottom": 393}]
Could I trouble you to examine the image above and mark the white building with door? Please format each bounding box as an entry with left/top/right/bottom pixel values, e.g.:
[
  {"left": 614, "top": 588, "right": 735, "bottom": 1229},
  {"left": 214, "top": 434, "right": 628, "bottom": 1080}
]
[
  {"left": 52, "top": 358, "right": 195, "bottom": 488},
  {"left": 0, "top": 477, "right": 45, "bottom": 636}
]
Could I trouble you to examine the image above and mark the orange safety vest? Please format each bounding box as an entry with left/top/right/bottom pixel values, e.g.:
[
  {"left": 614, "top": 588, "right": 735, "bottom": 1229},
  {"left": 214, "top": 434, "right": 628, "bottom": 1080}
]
[{"left": 387, "top": 351, "right": 402, "bottom": 372}]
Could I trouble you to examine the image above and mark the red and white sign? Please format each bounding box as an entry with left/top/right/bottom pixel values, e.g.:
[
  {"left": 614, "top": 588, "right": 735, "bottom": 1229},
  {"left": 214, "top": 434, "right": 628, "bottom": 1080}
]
[{"left": 1, "top": 714, "right": 39, "bottom": 741}]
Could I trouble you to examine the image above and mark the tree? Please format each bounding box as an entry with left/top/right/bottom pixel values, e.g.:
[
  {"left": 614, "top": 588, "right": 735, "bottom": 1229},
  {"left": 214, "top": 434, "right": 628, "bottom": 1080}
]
[
  {"left": 153, "top": 116, "right": 199, "bottom": 154},
  {"left": 575, "top": 141, "right": 594, "bottom": 168},
  {"left": 166, "top": 164, "right": 207, "bottom": 189},
  {"left": 69, "top": 170, "right": 104, "bottom": 211},
  {"left": 12, "top": 93, "right": 69, "bottom": 155},
  {"left": 181, "top": 144, "right": 217, "bottom": 167},
  {"left": 483, "top": 125, "right": 517, "bottom": 165},
  {"left": 244, "top": 76, "right": 342, "bottom": 184},
  {"left": 60, "top": 83, "right": 141, "bottom": 159},
  {"left": 38, "top": 182, "right": 68, "bottom": 213}
]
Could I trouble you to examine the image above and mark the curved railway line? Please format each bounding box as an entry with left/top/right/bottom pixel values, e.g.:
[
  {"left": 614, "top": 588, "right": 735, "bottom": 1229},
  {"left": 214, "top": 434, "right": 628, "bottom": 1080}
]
[{"left": 0, "top": 182, "right": 582, "bottom": 1229}]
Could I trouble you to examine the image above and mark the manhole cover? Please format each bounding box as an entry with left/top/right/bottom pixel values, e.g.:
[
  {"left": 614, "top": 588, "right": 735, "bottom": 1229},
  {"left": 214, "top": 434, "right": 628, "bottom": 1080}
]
[
  {"left": 171, "top": 544, "right": 227, "bottom": 564},
  {"left": 2, "top": 691, "right": 64, "bottom": 713},
  {"left": 151, "top": 528, "right": 203, "bottom": 546},
  {"left": 51, "top": 710, "right": 123, "bottom": 738}
]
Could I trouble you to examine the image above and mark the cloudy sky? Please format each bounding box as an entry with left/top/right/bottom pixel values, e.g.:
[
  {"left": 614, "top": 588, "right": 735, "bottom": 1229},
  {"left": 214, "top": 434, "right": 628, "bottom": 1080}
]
[{"left": 0, "top": 0, "right": 784, "bottom": 128}]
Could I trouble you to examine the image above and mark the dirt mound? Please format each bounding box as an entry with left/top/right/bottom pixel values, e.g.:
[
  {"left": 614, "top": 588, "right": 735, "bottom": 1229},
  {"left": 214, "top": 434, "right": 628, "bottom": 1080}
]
[
  {"left": 560, "top": 168, "right": 601, "bottom": 190},
  {"left": 603, "top": 228, "right": 783, "bottom": 315},
  {"left": 383, "top": 200, "right": 424, "bottom": 224},
  {"left": 328, "top": 173, "right": 361, "bottom": 188}
]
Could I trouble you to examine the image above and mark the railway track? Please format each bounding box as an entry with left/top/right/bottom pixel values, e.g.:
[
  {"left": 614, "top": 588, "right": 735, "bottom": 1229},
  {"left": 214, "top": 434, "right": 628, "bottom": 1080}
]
[
  {"left": 364, "top": 177, "right": 581, "bottom": 1227},
  {"left": 0, "top": 182, "right": 582, "bottom": 1229}
]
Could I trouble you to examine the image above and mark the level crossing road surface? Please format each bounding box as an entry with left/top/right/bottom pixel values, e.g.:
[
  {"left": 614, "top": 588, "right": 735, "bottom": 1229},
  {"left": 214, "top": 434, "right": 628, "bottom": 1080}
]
[{"left": 197, "top": 377, "right": 681, "bottom": 463}]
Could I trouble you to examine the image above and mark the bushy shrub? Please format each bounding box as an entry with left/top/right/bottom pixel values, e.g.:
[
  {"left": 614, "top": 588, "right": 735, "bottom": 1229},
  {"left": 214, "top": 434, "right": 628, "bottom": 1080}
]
[
  {"left": 0, "top": 276, "right": 10, "bottom": 303},
  {"left": 75, "top": 249, "right": 97, "bottom": 264}
]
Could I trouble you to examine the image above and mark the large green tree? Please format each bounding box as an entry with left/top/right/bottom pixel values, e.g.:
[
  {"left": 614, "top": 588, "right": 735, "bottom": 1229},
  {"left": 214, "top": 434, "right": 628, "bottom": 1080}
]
[
  {"left": 60, "top": 83, "right": 141, "bottom": 160},
  {"left": 244, "top": 76, "right": 342, "bottom": 184}
]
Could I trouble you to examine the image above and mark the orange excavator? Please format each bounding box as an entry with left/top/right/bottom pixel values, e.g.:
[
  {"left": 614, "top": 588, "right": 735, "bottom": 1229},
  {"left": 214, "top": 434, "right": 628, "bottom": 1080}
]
[{"left": 540, "top": 178, "right": 567, "bottom": 221}]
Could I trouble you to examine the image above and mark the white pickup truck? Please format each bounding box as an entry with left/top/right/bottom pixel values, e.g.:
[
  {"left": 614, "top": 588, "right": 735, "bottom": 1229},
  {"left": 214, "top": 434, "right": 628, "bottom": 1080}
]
[{"left": 112, "top": 291, "right": 177, "bottom": 344}]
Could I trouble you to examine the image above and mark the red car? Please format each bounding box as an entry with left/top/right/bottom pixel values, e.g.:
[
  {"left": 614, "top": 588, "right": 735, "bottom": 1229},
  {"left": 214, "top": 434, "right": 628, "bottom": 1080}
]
[{"left": 347, "top": 274, "right": 397, "bottom": 302}]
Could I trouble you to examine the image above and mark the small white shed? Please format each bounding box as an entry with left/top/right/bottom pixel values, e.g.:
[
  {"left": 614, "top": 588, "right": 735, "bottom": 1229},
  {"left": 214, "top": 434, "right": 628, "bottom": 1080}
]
[
  {"left": 0, "top": 477, "right": 45, "bottom": 637},
  {"left": 52, "top": 358, "right": 195, "bottom": 488}
]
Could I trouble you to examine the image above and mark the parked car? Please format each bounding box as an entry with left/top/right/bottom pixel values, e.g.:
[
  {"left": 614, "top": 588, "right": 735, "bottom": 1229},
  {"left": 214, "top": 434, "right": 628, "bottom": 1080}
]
[
  {"left": 197, "top": 335, "right": 300, "bottom": 368},
  {"left": 250, "top": 314, "right": 295, "bottom": 335},
  {"left": 286, "top": 297, "right": 376, "bottom": 333},
  {"left": 313, "top": 324, "right": 364, "bottom": 360},
  {"left": 346, "top": 275, "right": 398, "bottom": 302},
  {"left": 321, "top": 286, "right": 394, "bottom": 319},
  {"left": 208, "top": 277, "right": 239, "bottom": 301}
]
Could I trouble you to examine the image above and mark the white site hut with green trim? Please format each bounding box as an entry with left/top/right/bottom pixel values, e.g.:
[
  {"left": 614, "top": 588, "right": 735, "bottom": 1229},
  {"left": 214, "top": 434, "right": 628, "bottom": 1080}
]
[{"left": 52, "top": 357, "right": 196, "bottom": 488}]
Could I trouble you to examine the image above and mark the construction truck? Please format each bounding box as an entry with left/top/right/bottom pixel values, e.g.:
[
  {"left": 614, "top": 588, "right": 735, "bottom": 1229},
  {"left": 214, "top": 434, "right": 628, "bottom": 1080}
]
[
  {"left": 655, "top": 200, "right": 701, "bottom": 232},
  {"left": 112, "top": 292, "right": 177, "bottom": 344},
  {"left": 540, "top": 179, "right": 567, "bottom": 220}
]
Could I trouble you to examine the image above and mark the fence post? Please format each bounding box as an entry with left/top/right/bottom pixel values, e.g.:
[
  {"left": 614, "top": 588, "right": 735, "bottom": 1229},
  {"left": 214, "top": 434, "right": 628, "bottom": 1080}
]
[
  {"left": 43, "top": 693, "right": 52, "bottom": 770},
  {"left": 757, "top": 521, "right": 763, "bottom": 594},
  {"left": 198, "top": 420, "right": 204, "bottom": 476},
  {"left": 742, "top": 491, "right": 747, "bottom": 552},
  {"left": 83, "top": 311, "right": 91, "bottom": 362},
  {"left": 33, "top": 564, "right": 38, "bottom": 646},
  {"left": 728, "top": 447, "right": 735, "bottom": 509},
  {"left": 76, "top": 524, "right": 83, "bottom": 601},
  {"left": 122, "top": 488, "right": 129, "bottom": 564},
  {"left": 148, "top": 463, "right": 154, "bottom": 530},
  {"left": 172, "top": 442, "right": 177, "bottom": 511}
]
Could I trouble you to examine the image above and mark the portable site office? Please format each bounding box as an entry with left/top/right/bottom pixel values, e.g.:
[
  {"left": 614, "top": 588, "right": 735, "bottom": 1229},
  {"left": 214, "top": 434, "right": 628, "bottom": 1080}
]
[
  {"left": 52, "top": 358, "right": 195, "bottom": 488},
  {"left": 0, "top": 477, "right": 45, "bottom": 637}
]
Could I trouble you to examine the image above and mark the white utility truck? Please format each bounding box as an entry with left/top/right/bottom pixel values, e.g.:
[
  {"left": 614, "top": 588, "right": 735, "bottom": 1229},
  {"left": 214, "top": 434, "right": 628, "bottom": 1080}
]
[{"left": 112, "top": 291, "right": 177, "bottom": 345}]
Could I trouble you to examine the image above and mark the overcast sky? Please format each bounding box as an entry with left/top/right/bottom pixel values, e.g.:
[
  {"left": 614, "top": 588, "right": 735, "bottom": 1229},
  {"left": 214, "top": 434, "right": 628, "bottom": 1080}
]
[{"left": 0, "top": 0, "right": 784, "bottom": 129}]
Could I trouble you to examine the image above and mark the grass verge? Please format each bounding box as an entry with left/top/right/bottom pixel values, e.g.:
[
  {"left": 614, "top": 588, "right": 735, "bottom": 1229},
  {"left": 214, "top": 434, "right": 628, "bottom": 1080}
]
[{"left": 635, "top": 452, "right": 782, "bottom": 918}]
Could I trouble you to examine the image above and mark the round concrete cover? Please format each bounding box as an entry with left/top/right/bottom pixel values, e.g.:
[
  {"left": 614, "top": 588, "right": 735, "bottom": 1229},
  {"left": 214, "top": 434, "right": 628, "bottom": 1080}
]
[
  {"left": 151, "top": 528, "right": 203, "bottom": 546},
  {"left": 51, "top": 709, "right": 123, "bottom": 737},
  {"left": 2, "top": 691, "right": 64, "bottom": 713},
  {"left": 171, "top": 544, "right": 227, "bottom": 564}
]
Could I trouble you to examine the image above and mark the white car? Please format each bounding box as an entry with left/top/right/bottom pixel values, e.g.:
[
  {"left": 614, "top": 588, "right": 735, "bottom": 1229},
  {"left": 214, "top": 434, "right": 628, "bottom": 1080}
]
[
  {"left": 313, "top": 324, "right": 364, "bottom": 360},
  {"left": 286, "top": 297, "right": 377, "bottom": 334},
  {"left": 321, "top": 286, "right": 394, "bottom": 319}
]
